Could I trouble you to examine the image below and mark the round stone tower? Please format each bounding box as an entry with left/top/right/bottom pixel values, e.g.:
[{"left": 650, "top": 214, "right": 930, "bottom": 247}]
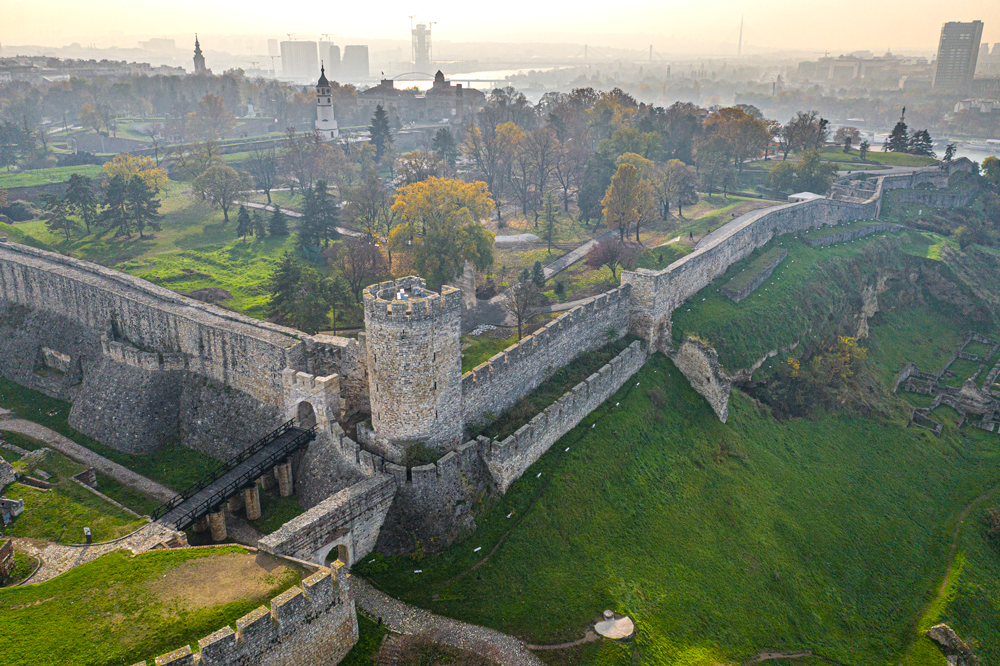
[{"left": 363, "top": 277, "right": 463, "bottom": 449}]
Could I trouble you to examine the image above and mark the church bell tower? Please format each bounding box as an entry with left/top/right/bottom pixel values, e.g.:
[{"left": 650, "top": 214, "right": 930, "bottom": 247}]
[{"left": 315, "top": 64, "right": 339, "bottom": 140}]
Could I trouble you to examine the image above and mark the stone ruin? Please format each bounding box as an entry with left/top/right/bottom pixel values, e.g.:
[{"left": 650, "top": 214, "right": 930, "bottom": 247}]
[{"left": 894, "top": 331, "right": 1000, "bottom": 435}]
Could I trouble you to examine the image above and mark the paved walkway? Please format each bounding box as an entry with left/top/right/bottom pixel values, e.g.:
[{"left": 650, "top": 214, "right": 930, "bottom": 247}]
[
  {"left": 12, "top": 522, "right": 181, "bottom": 584},
  {"left": 351, "top": 576, "right": 545, "bottom": 666},
  {"left": 0, "top": 417, "right": 176, "bottom": 503},
  {"left": 531, "top": 294, "right": 598, "bottom": 315},
  {"left": 238, "top": 201, "right": 361, "bottom": 238},
  {"left": 541, "top": 229, "right": 616, "bottom": 279}
]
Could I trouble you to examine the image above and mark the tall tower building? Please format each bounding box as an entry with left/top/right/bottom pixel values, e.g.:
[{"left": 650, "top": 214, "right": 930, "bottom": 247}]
[
  {"left": 342, "top": 45, "right": 370, "bottom": 80},
  {"left": 412, "top": 23, "right": 432, "bottom": 72},
  {"left": 193, "top": 34, "right": 207, "bottom": 74},
  {"left": 280, "top": 41, "right": 319, "bottom": 80},
  {"left": 315, "top": 65, "right": 339, "bottom": 140},
  {"left": 933, "top": 20, "right": 984, "bottom": 90}
]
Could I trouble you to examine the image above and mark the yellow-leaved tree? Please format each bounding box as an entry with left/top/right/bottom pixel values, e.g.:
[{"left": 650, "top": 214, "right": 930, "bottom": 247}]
[
  {"left": 102, "top": 153, "right": 168, "bottom": 193},
  {"left": 602, "top": 162, "right": 656, "bottom": 242},
  {"left": 389, "top": 177, "right": 495, "bottom": 288}
]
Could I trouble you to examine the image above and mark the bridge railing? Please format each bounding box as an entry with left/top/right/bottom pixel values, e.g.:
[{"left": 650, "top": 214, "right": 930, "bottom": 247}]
[
  {"left": 164, "top": 424, "right": 318, "bottom": 530},
  {"left": 150, "top": 419, "right": 298, "bottom": 522}
]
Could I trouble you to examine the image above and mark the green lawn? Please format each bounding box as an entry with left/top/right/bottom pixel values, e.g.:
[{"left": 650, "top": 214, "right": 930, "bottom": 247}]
[
  {"left": 0, "top": 546, "right": 303, "bottom": 666},
  {"left": 356, "top": 335, "right": 1000, "bottom": 665},
  {"left": 0, "top": 165, "right": 103, "bottom": 189},
  {"left": 248, "top": 493, "right": 306, "bottom": 535},
  {"left": 341, "top": 614, "right": 390, "bottom": 666},
  {"left": 3, "top": 442, "right": 146, "bottom": 544},
  {"left": 818, "top": 147, "right": 936, "bottom": 167},
  {"left": 0, "top": 378, "right": 219, "bottom": 493},
  {"left": 462, "top": 333, "right": 520, "bottom": 373}
]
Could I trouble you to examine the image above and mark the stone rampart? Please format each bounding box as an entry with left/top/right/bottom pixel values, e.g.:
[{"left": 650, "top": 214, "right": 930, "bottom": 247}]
[
  {"left": 803, "top": 223, "right": 902, "bottom": 247},
  {"left": 892, "top": 188, "right": 976, "bottom": 209},
  {"left": 136, "top": 563, "right": 358, "bottom": 666},
  {"left": 461, "top": 285, "right": 632, "bottom": 427},
  {"left": 482, "top": 340, "right": 648, "bottom": 492},
  {"left": 258, "top": 475, "right": 396, "bottom": 566},
  {"left": 0, "top": 240, "right": 304, "bottom": 406},
  {"left": 622, "top": 195, "right": 878, "bottom": 348}
]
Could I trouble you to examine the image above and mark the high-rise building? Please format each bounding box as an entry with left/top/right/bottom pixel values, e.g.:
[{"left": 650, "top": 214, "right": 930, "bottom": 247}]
[
  {"left": 342, "top": 45, "right": 370, "bottom": 80},
  {"left": 318, "top": 42, "right": 341, "bottom": 79},
  {"left": 412, "top": 23, "right": 431, "bottom": 72},
  {"left": 267, "top": 39, "right": 279, "bottom": 57},
  {"left": 280, "top": 41, "right": 319, "bottom": 79},
  {"left": 933, "top": 20, "right": 984, "bottom": 90}
]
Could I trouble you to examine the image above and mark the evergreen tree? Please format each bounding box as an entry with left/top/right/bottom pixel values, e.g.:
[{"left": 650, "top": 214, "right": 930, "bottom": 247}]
[
  {"left": 41, "top": 194, "right": 79, "bottom": 240},
  {"left": 236, "top": 204, "right": 252, "bottom": 242},
  {"left": 908, "top": 129, "right": 935, "bottom": 157},
  {"left": 252, "top": 210, "right": 266, "bottom": 238},
  {"left": 267, "top": 252, "right": 302, "bottom": 324},
  {"left": 886, "top": 109, "right": 909, "bottom": 153},
  {"left": 943, "top": 143, "right": 956, "bottom": 163},
  {"left": 368, "top": 104, "right": 393, "bottom": 162},
  {"left": 542, "top": 191, "right": 558, "bottom": 253},
  {"left": 65, "top": 173, "right": 97, "bottom": 234},
  {"left": 859, "top": 139, "right": 870, "bottom": 161},
  {"left": 300, "top": 180, "right": 340, "bottom": 247},
  {"left": 99, "top": 174, "right": 131, "bottom": 237},
  {"left": 432, "top": 128, "right": 458, "bottom": 167},
  {"left": 531, "top": 260, "right": 546, "bottom": 289},
  {"left": 125, "top": 175, "right": 162, "bottom": 238},
  {"left": 269, "top": 207, "right": 289, "bottom": 236}
]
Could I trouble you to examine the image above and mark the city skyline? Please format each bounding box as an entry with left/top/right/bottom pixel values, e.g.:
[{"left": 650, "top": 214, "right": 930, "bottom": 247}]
[{"left": 3, "top": 0, "right": 998, "bottom": 55}]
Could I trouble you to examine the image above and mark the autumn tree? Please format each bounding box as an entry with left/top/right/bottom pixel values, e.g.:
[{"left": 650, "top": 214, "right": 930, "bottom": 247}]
[
  {"left": 186, "top": 93, "right": 236, "bottom": 140},
  {"left": 194, "top": 165, "right": 251, "bottom": 223},
  {"left": 661, "top": 159, "right": 699, "bottom": 217},
  {"left": 465, "top": 108, "right": 520, "bottom": 225},
  {"left": 601, "top": 162, "right": 656, "bottom": 242},
  {"left": 172, "top": 140, "right": 222, "bottom": 181},
  {"left": 552, "top": 138, "right": 588, "bottom": 212},
  {"left": 586, "top": 237, "right": 638, "bottom": 280},
  {"left": 389, "top": 177, "right": 495, "bottom": 287},
  {"left": 102, "top": 153, "right": 168, "bottom": 193},
  {"left": 396, "top": 150, "right": 445, "bottom": 185},
  {"left": 334, "top": 239, "right": 390, "bottom": 302}
]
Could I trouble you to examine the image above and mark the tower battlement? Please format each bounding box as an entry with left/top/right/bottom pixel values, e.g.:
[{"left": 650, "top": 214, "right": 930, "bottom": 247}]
[{"left": 363, "top": 277, "right": 462, "bottom": 323}]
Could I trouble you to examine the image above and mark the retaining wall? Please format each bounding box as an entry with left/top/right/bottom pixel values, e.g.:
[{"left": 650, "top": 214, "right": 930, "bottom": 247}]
[
  {"left": 135, "top": 563, "right": 357, "bottom": 666},
  {"left": 720, "top": 249, "right": 787, "bottom": 302},
  {"left": 461, "top": 285, "right": 632, "bottom": 427},
  {"left": 482, "top": 340, "right": 648, "bottom": 492},
  {"left": 258, "top": 475, "right": 396, "bottom": 566},
  {"left": 803, "top": 223, "right": 902, "bottom": 247}
]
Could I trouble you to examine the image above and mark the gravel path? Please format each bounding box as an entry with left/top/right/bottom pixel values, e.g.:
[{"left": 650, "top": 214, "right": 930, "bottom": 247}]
[
  {"left": 12, "top": 522, "right": 182, "bottom": 584},
  {"left": 351, "top": 576, "right": 545, "bottom": 666},
  {"left": 0, "top": 418, "right": 176, "bottom": 503}
]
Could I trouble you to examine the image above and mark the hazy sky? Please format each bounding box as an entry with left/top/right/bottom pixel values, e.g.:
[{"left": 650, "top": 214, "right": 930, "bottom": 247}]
[{"left": 3, "top": 0, "right": 998, "bottom": 54}]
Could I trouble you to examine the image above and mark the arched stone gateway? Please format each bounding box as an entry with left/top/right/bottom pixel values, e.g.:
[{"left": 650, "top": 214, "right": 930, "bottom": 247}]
[
  {"left": 281, "top": 369, "right": 342, "bottom": 429},
  {"left": 315, "top": 531, "right": 354, "bottom": 567},
  {"left": 297, "top": 401, "right": 317, "bottom": 429}
]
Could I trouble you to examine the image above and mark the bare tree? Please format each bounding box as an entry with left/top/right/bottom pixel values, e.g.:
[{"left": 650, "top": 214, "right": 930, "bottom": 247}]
[
  {"left": 502, "top": 269, "right": 539, "bottom": 340},
  {"left": 246, "top": 146, "right": 279, "bottom": 204},
  {"left": 552, "top": 138, "right": 588, "bottom": 212},
  {"left": 586, "top": 237, "right": 639, "bottom": 280},
  {"left": 334, "top": 239, "right": 390, "bottom": 302},
  {"left": 527, "top": 127, "right": 559, "bottom": 225}
]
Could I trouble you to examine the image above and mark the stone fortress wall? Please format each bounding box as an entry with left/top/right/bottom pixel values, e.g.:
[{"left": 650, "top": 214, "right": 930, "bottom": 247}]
[
  {"left": 460, "top": 285, "right": 632, "bottom": 427},
  {"left": 135, "top": 562, "right": 358, "bottom": 666}
]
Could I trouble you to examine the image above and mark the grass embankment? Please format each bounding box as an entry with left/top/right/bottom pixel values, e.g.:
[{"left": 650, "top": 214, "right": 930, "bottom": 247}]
[
  {"left": 1, "top": 545, "right": 39, "bottom": 586},
  {"left": 248, "top": 494, "right": 306, "bottom": 535},
  {"left": 721, "top": 245, "right": 786, "bottom": 298},
  {"left": 817, "top": 147, "right": 937, "bottom": 167},
  {"left": 0, "top": 378, "right": 218, "bottom": 493},
  {"left": 670, "top": 228, "right": 916, "bottom": 370},
  {"left": 0, "top": 165, "right": 103, "bottom": 189},
  {"left": 357, "top": 317, "right": 1000, "bottom": 665},
  {"left": 0, "top": 546, "right": 304, "bottom": 666},
  {"left": 2, "top": 437, "right": 146, "bottom": 543},
  {"left": 462, "top": 333, "right": 520, "bottom": 373},
  {"left": 14, "top": 182, "right": 302, "bottom": 318}
]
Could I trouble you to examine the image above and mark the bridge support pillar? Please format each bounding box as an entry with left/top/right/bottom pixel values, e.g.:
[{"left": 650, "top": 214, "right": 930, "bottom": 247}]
[
  {"left": 192, "top": 515, "right": 209, "bottom": 533},
  {"left": 275, "top": 460, "right": 294, "bottom": 497},
  {"left": 208, "top": 509, "right": 227, "bottom": 542},
  {"left": 256, "top": 472, "right": 277, "bottom": 492},
  {"left": 227, "top": 492, "right": 244, "bottom": 512},
  {"left": 243, "top": 485, "right": 262, "bottom": 521}
]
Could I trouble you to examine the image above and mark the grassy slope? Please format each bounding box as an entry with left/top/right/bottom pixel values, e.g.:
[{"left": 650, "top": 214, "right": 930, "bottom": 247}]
[
  {"left": 0, "top": 377, "right": 218, "bottom": 493},
  {"left": 0, "top": 165, "right": 103, "bottom": 189},
  {"left": 3, "top": 440, "right": 146, "bottom": 543},
  {"left": 0, "top": 547, "right": 301, "bottom": 666},
  {"left": 14, "top": 182, "right": 301, "bottom": 318}
]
